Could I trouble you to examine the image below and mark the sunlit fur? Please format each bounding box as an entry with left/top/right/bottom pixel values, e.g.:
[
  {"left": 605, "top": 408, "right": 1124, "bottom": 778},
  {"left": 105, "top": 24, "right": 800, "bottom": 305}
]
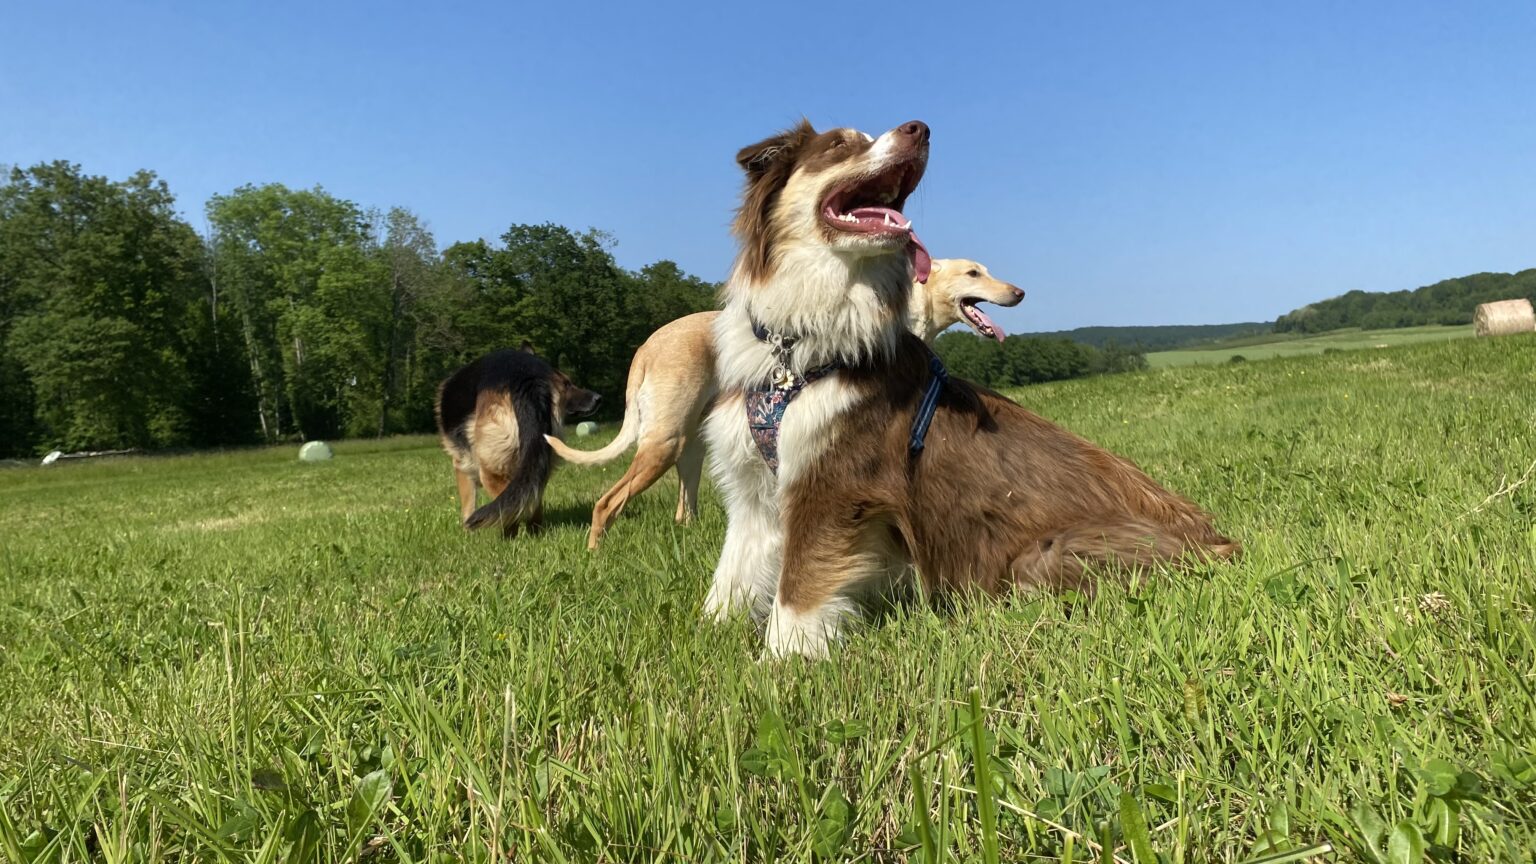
[
  {"left": 907, "top": 258, "right": 1024, "bottom": 343},
  {"left": 718, "top": 122, "right": 927, "bottom": 383},
  {"left": 546, "top": 259, "right": 1019, "bottom": 550},
  {"left": 706, "top": 120, "right": 1235, "bottom": 661},
  {"left": 706, "top": 119, "right": 927, "bottom": 642}
]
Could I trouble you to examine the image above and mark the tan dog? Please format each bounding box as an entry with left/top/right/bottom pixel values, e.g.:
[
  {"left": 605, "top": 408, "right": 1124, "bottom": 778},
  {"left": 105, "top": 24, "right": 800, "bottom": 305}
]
[
  {"left": 702, "top": 118, "right": 1236, "bottom": 658},
  {"left": 546, "top": 259, "right": 1023, "bottom": 549}
]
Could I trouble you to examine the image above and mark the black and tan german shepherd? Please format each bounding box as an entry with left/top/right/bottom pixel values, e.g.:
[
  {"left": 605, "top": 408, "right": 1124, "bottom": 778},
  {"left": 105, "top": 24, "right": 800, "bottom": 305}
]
[{"left": 435, "top": 344, "right": 600, "bottom": 537}]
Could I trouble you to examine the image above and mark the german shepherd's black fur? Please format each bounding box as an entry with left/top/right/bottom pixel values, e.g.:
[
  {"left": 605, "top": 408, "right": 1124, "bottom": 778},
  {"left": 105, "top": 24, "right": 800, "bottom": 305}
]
[{"left": 435, "top": 345, "right": 600, "bottom": 537}]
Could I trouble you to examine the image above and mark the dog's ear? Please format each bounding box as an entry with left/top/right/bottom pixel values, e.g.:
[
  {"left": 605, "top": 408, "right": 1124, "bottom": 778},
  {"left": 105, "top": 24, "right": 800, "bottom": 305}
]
[
  {"left": 733, "top": 120, "right": 817, "bottom": 283},
  {"left": 735, "top": 119, "right": 816, "bottom": 179},
  {"left": 519, "top": 340, "right": 535, "bottom": 354}
]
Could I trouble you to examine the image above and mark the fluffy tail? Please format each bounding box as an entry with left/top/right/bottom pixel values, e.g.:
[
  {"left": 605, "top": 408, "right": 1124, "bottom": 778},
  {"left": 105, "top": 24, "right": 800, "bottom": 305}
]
[
  {"left": 545, "top": 370, "right": 645, "bottom": 466},
  {"left": 464, "top": 396, "right": 553, "bottom": 531}
]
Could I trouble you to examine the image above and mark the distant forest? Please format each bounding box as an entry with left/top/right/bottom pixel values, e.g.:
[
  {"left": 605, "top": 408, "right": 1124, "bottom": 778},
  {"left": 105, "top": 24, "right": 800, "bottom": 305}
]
[
  {"left": 5, "top": 159, "right": 1528, "bottom": 459},
  {"left": 1015, "top": 322, "right": 1270, "bottom": 352},
  {"left": 1274, "top": 269, "right": 1536, "bottom": 333},
  {"left": 0, "top": 162, "right": 719, "bottom": 459},
  {"left": 1020, "top": 268, "right": 1536, "bottom": 351},
  {"left": 0, "top": 161, "right": 1137, "bottom": 459},
  {"left": 932, "top": 332, "right": 1147, "bottom": 389}
]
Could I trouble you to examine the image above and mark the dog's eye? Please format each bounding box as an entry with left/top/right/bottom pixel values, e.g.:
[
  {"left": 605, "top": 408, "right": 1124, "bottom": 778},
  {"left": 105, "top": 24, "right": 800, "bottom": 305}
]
[
  {"left": 831, "top": 138, "right": 847, "bottom": 149},
  {"left": 967, "top": 269, "right": 980, "bottom": 278}
]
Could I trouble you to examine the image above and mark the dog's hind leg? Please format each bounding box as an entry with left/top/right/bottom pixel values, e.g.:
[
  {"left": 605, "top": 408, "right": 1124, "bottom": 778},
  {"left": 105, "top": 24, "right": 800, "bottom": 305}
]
[
  {"left": 454, "top": 467, "right": 480, "bottom": 523},
  {"left": 503, "top": 503, "right": 543, "bottom": 539},
  {"left": 586, "top": 442, "right": 681, "bottom": 550},
  {"left": 674, "top": 435, "right": 704, "bottom": 524},
  {"left": 1009, "top": 519, "right": 1216, "bottom": 593},
  {"left": 478, "top": 468, "right": 508, "bottom": 502}
]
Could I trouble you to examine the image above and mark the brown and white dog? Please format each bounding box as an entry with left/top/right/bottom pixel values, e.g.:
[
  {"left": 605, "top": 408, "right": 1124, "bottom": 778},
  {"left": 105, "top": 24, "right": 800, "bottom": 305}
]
[
  {"left": 703, "top": 119, "right": 1237, "bottom": 658},
  {"left": 545, "top": 259, "right": 1022, "bottom": 550},
  {"left": 435, "top": 345, "right": 600, "bottom": 537}
]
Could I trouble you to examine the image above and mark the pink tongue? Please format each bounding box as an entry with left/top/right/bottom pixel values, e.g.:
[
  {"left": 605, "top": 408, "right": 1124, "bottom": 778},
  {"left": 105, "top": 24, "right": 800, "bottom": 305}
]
[
  {"left": 971, "top": 306, "right": 1006, "bottom": 342},
  {"left": 909, "top": 229, "right": 931, "bottom": 283},
  {"left": 844, "top": 206, "right": 930, "bottom": 282}
]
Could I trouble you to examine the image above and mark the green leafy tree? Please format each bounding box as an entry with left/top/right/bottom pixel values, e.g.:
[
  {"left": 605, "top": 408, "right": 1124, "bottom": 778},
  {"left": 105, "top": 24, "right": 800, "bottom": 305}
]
[
  {"left": 935, "top": 332, "right": 1129, "bottom": 388},
  {"left": 0, "top": 162, "right": 212, "bottom": 453},
  {"left": 934, "top": 331, "right": 1007, "bottom": 385},
  {"left": 207, "top": 184, "right": 373, "bottom": 440},
  {"left": 373, "top": 207, "right": 441, "bottom": 435},
  {"left": 3, "top": 162, "right": 729, "bottom": 452},
  {"left": 630, "top": 259, "right": 717, "bottom": 336}
]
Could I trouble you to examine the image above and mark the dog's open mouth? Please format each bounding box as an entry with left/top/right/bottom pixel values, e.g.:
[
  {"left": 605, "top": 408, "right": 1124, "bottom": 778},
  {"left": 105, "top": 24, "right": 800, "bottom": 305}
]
[
  {"left": 821, "top": 158, "right": 931, "bottom": 281},
  {"left": 960, "top": 299, "right": 1006, "bottom": 342}
]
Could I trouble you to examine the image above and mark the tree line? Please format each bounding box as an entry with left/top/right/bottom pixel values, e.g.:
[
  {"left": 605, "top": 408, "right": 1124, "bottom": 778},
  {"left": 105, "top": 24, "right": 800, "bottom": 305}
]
[
  {"left": 0, "top": 162, "right": 716, "bottom": 458},
  {"left": 1275, "top": 269, "right": 1536, "bottom": 333},
  {"left": 0, "top": 161, "right": 1147, "bottom": 460},
  {"left": 1013, "top": 321, "right": 1270, "bottom": 352},
  {"left": 932, "top": 332, "right": 1147, "bottom": 389}
]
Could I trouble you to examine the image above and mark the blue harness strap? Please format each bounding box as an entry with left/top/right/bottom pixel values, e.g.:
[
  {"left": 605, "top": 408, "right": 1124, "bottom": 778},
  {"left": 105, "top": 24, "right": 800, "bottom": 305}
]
[
  {"left": 909, "top": 351, "right": 949, "bottom": 455},
  {"left": 745, "top": 321, "right": 952, "bottom": 474}
]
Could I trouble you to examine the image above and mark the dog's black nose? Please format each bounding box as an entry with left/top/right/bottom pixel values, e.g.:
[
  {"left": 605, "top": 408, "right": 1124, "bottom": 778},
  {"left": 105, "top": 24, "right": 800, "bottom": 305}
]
[
  {"left": 1011, "top": 285, "right": 1025, "bottom": 301},
  {"left": 898, "top": 120, "right": 930, "bottom": 143}
]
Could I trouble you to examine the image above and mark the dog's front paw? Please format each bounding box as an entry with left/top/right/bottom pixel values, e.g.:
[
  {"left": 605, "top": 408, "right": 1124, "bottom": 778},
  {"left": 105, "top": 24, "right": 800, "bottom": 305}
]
[
  {"left": 763, "top": 602, "right": 833, "bottom": 660},
  {"left": 702, "top": 579, "right": 747, "bottom": 622}
]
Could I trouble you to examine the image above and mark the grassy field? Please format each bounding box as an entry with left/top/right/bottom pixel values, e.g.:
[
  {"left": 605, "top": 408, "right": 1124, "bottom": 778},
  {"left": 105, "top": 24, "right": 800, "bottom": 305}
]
[
  {"left": 1147, "top": 325, "right": 1474, "bottom": 368},
  {"left": 2, "top": 335, "right": 1535, "bottom": 862}
]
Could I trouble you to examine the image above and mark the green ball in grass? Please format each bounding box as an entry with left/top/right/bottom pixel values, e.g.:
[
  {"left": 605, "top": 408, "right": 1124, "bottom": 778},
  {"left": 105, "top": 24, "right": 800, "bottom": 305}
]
[
  {"left": 575, "top": 421, "right": 598, "bottom": 437},
  {"left": 299, "top": 441, "right": 333, "bottom": 462}
]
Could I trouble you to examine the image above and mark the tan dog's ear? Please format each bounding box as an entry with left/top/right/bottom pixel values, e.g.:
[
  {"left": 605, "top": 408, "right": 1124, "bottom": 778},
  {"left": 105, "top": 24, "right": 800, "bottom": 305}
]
[
  {"left": 930, "top": 259, "right": 945, "bottom": 275},
  {"left": 735, "top": 119, "right": 817, "bottom": 178}
]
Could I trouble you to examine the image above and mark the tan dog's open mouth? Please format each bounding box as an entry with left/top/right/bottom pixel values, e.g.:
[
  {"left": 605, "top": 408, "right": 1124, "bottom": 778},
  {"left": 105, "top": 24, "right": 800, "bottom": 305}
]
[{"left": 959, "top": 300, "right": 1006, "bottom": 342}]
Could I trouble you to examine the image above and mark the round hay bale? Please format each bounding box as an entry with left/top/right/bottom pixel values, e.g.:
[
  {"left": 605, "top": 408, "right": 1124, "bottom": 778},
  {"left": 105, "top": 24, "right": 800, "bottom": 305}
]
[
  {"left": 575, "top": 421, "right": 599, "bottom": 437},
  {"left": 1473, "top": 298, "right": 1535, "bottom": 337},
  {"left": 299, "top": 441, "right": 334, "bottom": 462}
]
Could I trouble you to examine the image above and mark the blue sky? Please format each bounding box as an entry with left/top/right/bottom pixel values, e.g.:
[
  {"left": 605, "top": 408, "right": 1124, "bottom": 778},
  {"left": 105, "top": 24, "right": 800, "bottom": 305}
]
[{"left": 3, "top": 1, "right": 1534, "bottom": 331}]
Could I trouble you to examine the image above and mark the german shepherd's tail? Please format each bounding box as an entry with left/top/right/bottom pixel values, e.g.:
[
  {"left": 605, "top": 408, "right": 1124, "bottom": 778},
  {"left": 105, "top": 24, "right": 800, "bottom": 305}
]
[
  {"left": 463, "top": 392, "right": 554, "bottom": 531},
  {"left": 544, "top": 358, "right": 645, "bottom": 466}
]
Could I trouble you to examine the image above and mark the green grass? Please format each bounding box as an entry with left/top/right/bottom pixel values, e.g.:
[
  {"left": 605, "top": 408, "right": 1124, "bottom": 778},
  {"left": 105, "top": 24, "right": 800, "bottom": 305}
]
[
  {"left": 1147, "top": 325, "right": 1474, "bottom": 368},
  {"left": 3, "top": 335, "right": 1535, "bottom": 862}
]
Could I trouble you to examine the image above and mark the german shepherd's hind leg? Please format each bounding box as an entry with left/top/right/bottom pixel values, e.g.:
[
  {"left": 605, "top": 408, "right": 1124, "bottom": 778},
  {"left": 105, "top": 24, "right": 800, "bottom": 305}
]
[
  {"left": 503, "top": 505, "right": 543, "bottom": 539},
  {"left": 586, "top": 441, "right": 682, "bottom": 550},
  {"left": 454, "top": 467, "right": 480, "bottom": 523},
  {"left": 477, "top": 468, "right": 508, "bottom": 504},
  {"left": 474, "top": 467, "right": 511, "bottom": 532},
  {"left": 674, "top": 436, "right": 705, "bottom": 524}
]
